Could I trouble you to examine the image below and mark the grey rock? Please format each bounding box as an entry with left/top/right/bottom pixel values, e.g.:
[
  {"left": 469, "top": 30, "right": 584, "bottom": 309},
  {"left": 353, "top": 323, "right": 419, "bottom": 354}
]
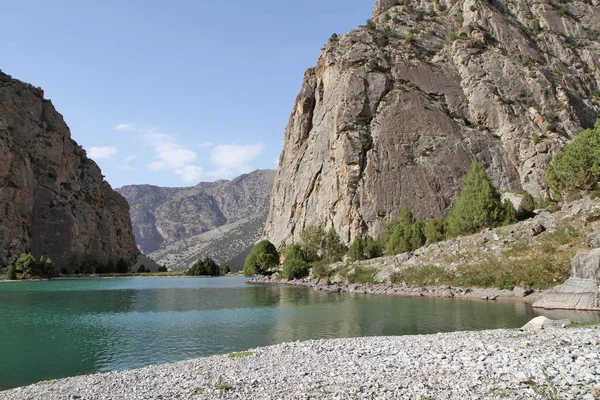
[
  {"left": 0, "top": 72, "right": 139, "bottom": 270},
  {"left": 534, "top": 248, "right": 600, "bottom": 311},
  {"left": 531, "top": 223, "right": 546, "bottom": 237},
  {"left": 513, "top": 285, "right": 534, "bottom": 298},
  {"left": 264, "top": 0, "right": 600, "bottom": 248},
  {"left": 521, "top": 316, "right": 571, "bottom": 330}
]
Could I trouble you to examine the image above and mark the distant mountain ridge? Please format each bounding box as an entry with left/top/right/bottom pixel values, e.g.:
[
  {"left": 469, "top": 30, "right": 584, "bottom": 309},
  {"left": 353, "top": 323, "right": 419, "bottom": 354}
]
[{"left": 118, "top": 169, "right": 276, "bottom": 269}]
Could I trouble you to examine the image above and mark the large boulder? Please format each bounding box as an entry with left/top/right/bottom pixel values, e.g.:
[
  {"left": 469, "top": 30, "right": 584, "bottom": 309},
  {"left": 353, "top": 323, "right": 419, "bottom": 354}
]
[{"left": 533, "top": 248, "right": 600, "bottom": 311}]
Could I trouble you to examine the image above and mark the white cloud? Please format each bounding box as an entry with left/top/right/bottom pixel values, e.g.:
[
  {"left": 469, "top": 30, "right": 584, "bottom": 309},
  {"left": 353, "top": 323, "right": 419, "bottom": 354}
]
[
  {"left": 209, "top": 144, "right": 264, "bottom": 176},
  {"left": 125, "top": 155, "right": 137, "bottom": 162},
  {"left": 88, "top": 146, "right": 117, "bottom": 159},
  {"left": 175, "top": 165, "right": 205, "bottom": 182},
  {"left": 198, "top": 142, "right": 215, "bottom": 148},
  {"left": 113, "top": 123, "right": 139, "bottom": 132},
  {"left": 143, "top": 131, "right": 197, "bottom": 171}
]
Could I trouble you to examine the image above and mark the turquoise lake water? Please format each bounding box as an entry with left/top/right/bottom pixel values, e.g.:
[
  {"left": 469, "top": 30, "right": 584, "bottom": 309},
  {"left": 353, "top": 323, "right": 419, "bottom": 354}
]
[{"left": 0, "top": 276, "right": 596, "bottom": 390}]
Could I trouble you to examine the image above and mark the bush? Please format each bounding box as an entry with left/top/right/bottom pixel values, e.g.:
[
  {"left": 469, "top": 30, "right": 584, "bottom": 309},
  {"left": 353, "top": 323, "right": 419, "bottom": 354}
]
[
  {"left": 243, "top": 240, "right": 279, "bottom": 277},
  {"left": 116, "top": 258, "right": 128, "bottom": 274},
  {"left": 446, "top": 161, "right": 511, "bottom": 237},
  {"left": 220, "top": 264, "right": 231, "bottom": 275},
  {"left": 546, "top": 119, "right": 600, "bottom": 198},
  {"left": 14, "top": 253, "right": 35, "bottom": 274},
  {"left": 424, "top": 218, "right": 446, "bottom": 244},
  {"left": 105, "top": 260, "right": 116, "bottom": 274},
  {"left": 380, "top": 207, "right": 425, "bottom": 255},
  {"left": 188, "top": 256, "right": 220, "bottom": 276},
  {"left": 364, "top": 237, "right": 382, "bottom": 259},
  {"left": 137, "top": 265, "right": 147, "bottom": 273},
  {"left": 518, "top": 192, "right": 535, "bottom": 219},
  {"left": 158, "top": 265, "right": 168, "bottom": 273},
  {"left": 348, "top": 236, "right": 366, "bottom": 261},
  {"left": 7, "top": 265, "right": 17, "bottom": 280},
  {"left": 300, "top": 225, "right": 346, "bottom": 263},
  {"left": 282, "top": 244, "right": 310, "bottom": 280}
]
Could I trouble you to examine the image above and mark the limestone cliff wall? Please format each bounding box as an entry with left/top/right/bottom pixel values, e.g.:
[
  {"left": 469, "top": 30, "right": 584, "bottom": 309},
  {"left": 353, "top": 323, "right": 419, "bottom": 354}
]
[
  {"left": 265, "top": 0, "right": 600, "bottom": 247},
  {"left": 0, "top": 72, "right": 139, "bottom": 269}
]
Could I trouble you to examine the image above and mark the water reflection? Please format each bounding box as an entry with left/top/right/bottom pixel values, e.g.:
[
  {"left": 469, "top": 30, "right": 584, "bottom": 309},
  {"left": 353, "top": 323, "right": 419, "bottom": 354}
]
[{"left": 1, "top": 277, "right": 599, "bottom": 391}]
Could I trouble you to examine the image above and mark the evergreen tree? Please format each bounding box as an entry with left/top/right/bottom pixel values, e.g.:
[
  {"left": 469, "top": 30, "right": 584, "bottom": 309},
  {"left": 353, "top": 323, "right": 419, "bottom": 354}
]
[
  {"left": 323, "top": 228, "right": 347, "bottom": 262},
  {"left": 546, "top": 119, "right": 600, "bottom": 198},
  {"left": 381, "top": 207, "right": 425, "bottom": 255},
  {"left": 243, "top": 240, "right": 279, "bottom": 276},
  {"left": 281, "top": 244, "right": 309, "bottom": 280},
  {"left": 424, "top": 218, "right": 446, "bottom": 245},
  {"left": 14, "top": 253, "right": 35, "bottom": 275},
  {"left": 116, "top": 258, "right": 128, "bottom": 274},
  {"left": 220, "top": 264, "right": 231, "bottom": 275},
  {"left": 137, "top": 265, "right": 147, "bottom": 273},
  {"left": 348, "top": 236, "right": 366, "bottom": 261},
  {"left": 7, "top": 264, "right": 17, "bottom": 280},
  {"left": 105, "top": 259, "right": 116, "bottom": 273},
  {"left": 189, "top": 256, "right": 220, "bottom": 276},
  {"left": 446, "top": 161, "right": 508, "bottom": 237},
  {"left": 364, "top": 237, "right": 382, "bottom": 259}
]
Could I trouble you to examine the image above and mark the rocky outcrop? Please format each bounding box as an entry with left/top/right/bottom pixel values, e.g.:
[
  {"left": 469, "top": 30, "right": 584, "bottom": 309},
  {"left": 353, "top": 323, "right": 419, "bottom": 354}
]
[
  {"left": 533, "top": 248, "right": 600, "bottom": 311},
  {"left": 265, "top": 0, "right": 600, "bottom": 247},
  {"left": 118, "top": 170, "right": 276, "bottom": 268},
  {"left": 0, "top": 72, "right": 139, "bottom": 270}
]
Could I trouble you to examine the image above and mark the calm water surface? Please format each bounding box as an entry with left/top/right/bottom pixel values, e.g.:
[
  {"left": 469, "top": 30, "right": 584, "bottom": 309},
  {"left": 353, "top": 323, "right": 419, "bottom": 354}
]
[{"left": 0, "top": 276, "right": 597, "bottom": 390}]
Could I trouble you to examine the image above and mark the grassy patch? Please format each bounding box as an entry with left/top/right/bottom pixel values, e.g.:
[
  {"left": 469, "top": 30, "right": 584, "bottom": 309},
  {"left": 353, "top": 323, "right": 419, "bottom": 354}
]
[
  {"left": 348, "top": 265, "right": 378, "bottom": 284},
  {"left": 216, "top": 381, "right": 233, "bottom": 391},
  {"left": 227, "top": 351, "right": 255, "bottom": 358}
]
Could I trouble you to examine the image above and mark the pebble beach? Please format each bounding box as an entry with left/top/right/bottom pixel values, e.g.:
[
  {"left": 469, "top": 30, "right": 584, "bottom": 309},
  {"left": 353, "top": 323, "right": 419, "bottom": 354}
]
[{"left": 2, "top": 326, "right": 599, "bottom": 399}]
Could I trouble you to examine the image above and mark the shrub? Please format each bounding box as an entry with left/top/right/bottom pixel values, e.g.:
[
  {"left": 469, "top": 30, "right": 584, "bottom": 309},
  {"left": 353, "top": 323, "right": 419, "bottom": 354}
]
[
  {"left": 364, "top": 237, "right": 382, "bottom": 259},
  {"left": 14, "top": 253, "right": 35, "bottom": 274},
  {"left": 158, "top": 265, "right": 168, "bottom": 273},
  {"left": 518, "top": 192, "right": 536, "bottom": 219},
  {"left": 105, "top": 259, "right": 116, "bottom": 273},
  {"left": 137, "top": 265, "right": 147, "bottom": 273},
  {"left": 243, "top": 240, "right": 279, "bottom": 276},
  {"left": 348, "top": 236, "right": 366, "bottom": 261},
  {"left": 116, "top": 258, "right": 128, "bottom": 274},
  {"left": 380, "top": 207, "right": 425, "bottom": 255},
  {"left": 424, "top": 218, "right": 446, "bottom": 244},
  {"left": 188, "top": 256, "right": 220, "bottom": 276},
  {"left": 546, "top": 119, "right": 600, "bottom": 198},
  {"left": 300, "top": 226, "right": 346, "bottom": 263},
  {"left": 282, "top": 244, "right": 310, "bottom": 280},
  {"left": 446, "top": 161, "right": 511, "bottom": 236},
  {"left": 220, "top": 264, "right": 231, "bottom": 275},
  {"left": 7, "top": 265, "right": 17, "bottom": 280}
]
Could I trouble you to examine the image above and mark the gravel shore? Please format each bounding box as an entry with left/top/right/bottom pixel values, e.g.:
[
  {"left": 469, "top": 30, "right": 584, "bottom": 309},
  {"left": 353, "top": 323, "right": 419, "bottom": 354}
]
[{"left": 2, "top": 326, "right": 599, "bottom": 399}]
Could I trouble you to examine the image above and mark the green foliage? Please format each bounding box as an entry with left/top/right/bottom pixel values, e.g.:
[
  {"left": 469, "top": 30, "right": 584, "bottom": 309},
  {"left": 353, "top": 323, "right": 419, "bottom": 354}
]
[
  {"left": 329, "top": 33, "right": 339, "bottom": 42},
  {"left": 227, "top": 351, "right": 254, "bottom": 358},
  {"left": 424, "top": 218, "right": 446, "bottom": 245},
  {"left": 546, "top": 119, "right": 600, "bottom": 198},
  {"left": 518, "top": 192, "right": 536, "bottom": 219},
  {"left": 243, "top": 240, "right": 279, "bottom": 277},
  {"left": 14, "top": 253, "right": 35, "bottom": 274},
  {"left": 281, "top": 244, "right": 310, "bottom": 280},
  {"left": 446, "top": 161, "right": 510, "bottom": 237},
  {"left": 364, "top": 237, "right": 382, "bottom": 259},
  {"left": 380, "top": 207, "right": 425, "bottom": 255},
  {"left": 188, "top": 256, "right": 220, "bottom": 276},
  {"left": 502, "top": 199, "right": 518, "bottom": 225},
  {"left": 300, "top": 225, "right": 346, "bottom": 263},
  {"left": 105, "top": 259, "right": 116, "bottom": 274},
  {"left": 80, "top": 252, "right": 97, "bottom": 275},
  {"left": 158, "top": 265, "right": 168, "bottom": 273},
  {"left": 137, "top": 265, "right": 147, "bottom": 273},
  {"left": 348, "top": 266, "right": 378, "bottom": 284},
  {"left": 347, "top": 236, "right": 366, "bottom": 261},
  {"left": 7, "top": 264, "right": 17, "bottom": 280},
  {"left": 116, "top": 258, "right": 128, "bottom": 274},
  {"left": 220, "top": 264, "right": 231, "bottom": 275},
  {"left": 365, "top": 19, "right": 376, "bottom": 30}
]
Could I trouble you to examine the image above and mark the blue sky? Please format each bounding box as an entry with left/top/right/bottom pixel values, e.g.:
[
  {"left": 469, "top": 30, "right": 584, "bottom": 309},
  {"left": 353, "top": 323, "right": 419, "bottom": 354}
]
[{"left": 2, "top": 1, "right": 373, "bottom": 188}]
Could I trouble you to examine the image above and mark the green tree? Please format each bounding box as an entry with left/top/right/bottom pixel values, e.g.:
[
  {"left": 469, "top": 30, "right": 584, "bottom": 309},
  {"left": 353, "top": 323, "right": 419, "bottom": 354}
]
[
  {"left": 281, "top": 244, "right": 309, "bottom": 280},
  {"left": 348, "top": 236, "right": 366, "bottom": 261},
  {"left": 546, "top": 119, "right": 600, "bottom": 198},
  {"left": 300, "top": 225, "right": 326, "bottom": 262},
  {"left": 158, "top": 265, "right": 168, "bottom": 273},
  {"left": 14, "top": 253, "right": 35, "bottom": 275},
  {"left": 105, "top": 259, "right": 116, "bottom": 273},
  {"left": 80, "top": 252, "right": 97, "bottom": 275},
  {"left": 137, "top": 265, "right": 147, "bottom": 273},
  {"left": 323, "top": 228, "right": 346, "bottom": 262},
  {"left": 446, "top": 161, "right": 509, "bottom": 237},
  {"left": 517, "top": 192, "right": 535, "bottom": 220},
  {"left": 7, "top": 264, "right": 17, "bottom": 280},
  {"left": 220, "top": 264, "right": 231, "bottom": 275},
  {"left": 364, "top": 237, "right": 382, "bottom": 259},
  {"left": 243, "top": 240, "right": 279, "bottom": 276},
  {"left": 424, "top": 218, "right": 446, "bottom": 244},
  {"left": 189, "top": 256, "right": 220, "bottom": 276},
  {"left": 380, "top": 207, "right": 425, "bottom": 255},
  {"left": 116, "top": 258, "right": 128, "bottom": 274}
]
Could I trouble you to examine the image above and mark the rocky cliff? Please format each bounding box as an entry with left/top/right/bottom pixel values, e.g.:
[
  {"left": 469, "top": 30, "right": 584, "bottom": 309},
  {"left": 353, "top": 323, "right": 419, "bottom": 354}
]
[
  {"left": 118, "top": 170, "right": 276, "bottom": 269},
  {"left": 0, "top": 72, "right": 139, "bottom": 270},
  {"left": 264, "top": 0, "right": 600, "bottom": 248}
]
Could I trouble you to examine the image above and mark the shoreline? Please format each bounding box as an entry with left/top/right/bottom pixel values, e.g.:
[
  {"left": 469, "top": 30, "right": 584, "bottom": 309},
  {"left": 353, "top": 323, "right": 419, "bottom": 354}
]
[
  {"left": 250, "top": 275, "right": 545, "bottom": 304},
  {"left": 2, "top": 326, "right": 598, "bottom": 399}
]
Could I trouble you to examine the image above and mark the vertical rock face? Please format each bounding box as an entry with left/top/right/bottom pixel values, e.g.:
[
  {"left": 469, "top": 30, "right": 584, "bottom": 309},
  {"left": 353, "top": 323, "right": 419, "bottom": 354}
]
[
  {"left": 265, "top": 0, "right": 600, "bottom": 248},
  {"left": 0, "top": 72, "right": 139, "bottom": 269}
]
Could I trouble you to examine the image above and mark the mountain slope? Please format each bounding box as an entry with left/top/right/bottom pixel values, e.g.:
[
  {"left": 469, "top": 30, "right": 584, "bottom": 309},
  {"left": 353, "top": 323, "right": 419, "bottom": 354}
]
[
  {"left": 264, "top": 0, "right": 600, "bottom": 248},
  {"left": 118, "top": 170, "right": 276, "bottom": 268},
  {"left": 0, "top": 72, "right": 139, "bottom": 269}
]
